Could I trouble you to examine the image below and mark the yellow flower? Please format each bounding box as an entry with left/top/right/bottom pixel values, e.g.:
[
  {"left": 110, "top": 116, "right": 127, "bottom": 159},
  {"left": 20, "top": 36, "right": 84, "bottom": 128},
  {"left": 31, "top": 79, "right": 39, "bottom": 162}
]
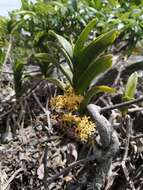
[
  {"left": 50, "top": 86, "right": 84, "bottom": 111},
  {"left": 62, "top": 113, "right": 96, "bottom": 142},
  {"left": 50, "top": 86, "right": 96, "bottom": 142},
  {"left": 75, "top": 116, "right": 95, "bottom": 142}
]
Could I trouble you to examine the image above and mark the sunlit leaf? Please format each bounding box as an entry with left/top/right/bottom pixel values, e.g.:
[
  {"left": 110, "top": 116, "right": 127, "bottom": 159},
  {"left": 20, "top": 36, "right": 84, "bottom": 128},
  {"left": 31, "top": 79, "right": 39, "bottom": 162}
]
[
  {"left": 123, "top": 72, "right": 138, "bottom": 101},
  {"left": 49, "top": 30, "right": 73, "bottom": 58},
  {"left": 21, "top": 0, "right": 30, "bottom": 10},
  {"left": 74, "top": 18, "right": 97, "bottom": 58},
  {"left": 74, "top": 30, "right": 119, "bottom": 81},
  {"left": 35, "top": 2, "right": 55, "bottom": 15},
  {"left": 45, "top": 77, "right": 66, "bottom": 90},
  {"left": 34, "top": 53, "right": 50, "bottom": 62},
  {"left": 75, "top": 54, "right": 113, "bottom": 94},
  {"left": 47, "top": 41, "right": 73, "bottom": 72},
  {"left": 0, "top": 49, "right": 5, "bottom": 66},
  {"left": 82, "top": 85, "right": 115, "bottom": 107},
  {"left": 12, "top": 10, "right": 36, "bottom": 17}
]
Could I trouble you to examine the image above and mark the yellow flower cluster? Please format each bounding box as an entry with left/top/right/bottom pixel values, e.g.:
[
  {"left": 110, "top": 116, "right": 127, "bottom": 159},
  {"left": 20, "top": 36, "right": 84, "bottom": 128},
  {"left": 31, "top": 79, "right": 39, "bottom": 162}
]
[
  {"left": 50, "top": 86, "right": 84, "bottom": 111},
  {"left": 50, "top": 86, "right": 96, "bottom": 142},
  {"left": 63, "top": 113, "right": 96, "bottom": 142}
]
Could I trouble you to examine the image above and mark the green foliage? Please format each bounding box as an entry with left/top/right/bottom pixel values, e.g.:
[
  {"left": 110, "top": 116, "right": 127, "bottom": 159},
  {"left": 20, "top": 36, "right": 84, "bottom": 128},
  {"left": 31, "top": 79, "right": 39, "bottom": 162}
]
[
  {"left": 0, "top": 16, "right": 9, "bottom": 47},
  {"left": 1, "top": 0, "right": 143, "bottom": 56},
  {"left": 0, "top": 49, "right": 5, "bottom": 66},
  {"left": 123, "top": 72, "right": 138, "bottom": 101},
  {"left": 121, "top": 72, "right": 138, "bottom": 114},
  {"left": 13, "top": 59, "right": 24, "bottom": 99},
  {"left": 34, "top": 53, "right": 53, "bottom": 77},
  {"left": 81, "top": 0, "right": 143, "bottom": 55},
  {"left": 81, "top": 85, "right": 116, "bottom": 109},
  {"left": 73, "top": 30, "right": 119, "bottom": 87},
  {"left": 75, "top": 55, "right": 113, "bottom": 94},
  {"left": 0, "top": 0, "right": 142, "bottom": 104},
  {"left": 74, "top": 18, "right": 97, "bottom": 58},
  {"left": 49, "top": 19, "right": 119, "bottom": 109},
  {"left": 49, "top": 19, "right": 119, "bottom": 91}
]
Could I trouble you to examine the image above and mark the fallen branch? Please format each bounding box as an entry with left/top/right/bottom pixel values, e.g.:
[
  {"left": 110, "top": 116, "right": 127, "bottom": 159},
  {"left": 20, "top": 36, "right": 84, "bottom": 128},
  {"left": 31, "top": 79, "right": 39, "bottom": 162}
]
[
  {"left": 43, "top": 143, "right": 48, "bottom": 190},
  {"left": 131, "top": 134, "right": 143, "bottom": 140},
  {"left": 32, "top": 92, "right": 52, "bottom": 129},
  {"left": 100, "top": 96, "right": 143, "bottom": 113},
  {"left": 2, "top": 168, "right": 23, "bottom": 190},
  {"left": 121, "top": 116, "right": 136, "bottom": 190},
  {"left": 47, "top": 156, "right": 96, "bottom": 183}
]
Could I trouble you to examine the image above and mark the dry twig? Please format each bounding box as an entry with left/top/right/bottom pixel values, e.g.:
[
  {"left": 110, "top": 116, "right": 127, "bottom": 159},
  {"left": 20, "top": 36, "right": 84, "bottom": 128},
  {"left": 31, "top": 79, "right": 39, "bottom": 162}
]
[
  {"left": 2, "top": 168, "right": 23, "bottom": 190},
  {"left": 100, "top": 96, "right": 143, "bottom": 113},
  {"left": 47, "top": 156, "right": 96, "bottom": 183}
]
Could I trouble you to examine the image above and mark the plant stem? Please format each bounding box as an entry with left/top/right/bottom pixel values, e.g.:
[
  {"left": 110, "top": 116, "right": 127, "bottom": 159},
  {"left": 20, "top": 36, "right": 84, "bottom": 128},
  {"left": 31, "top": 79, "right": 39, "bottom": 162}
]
[{"left": 100, "top": 96, "right": 143, "bottom": 113}]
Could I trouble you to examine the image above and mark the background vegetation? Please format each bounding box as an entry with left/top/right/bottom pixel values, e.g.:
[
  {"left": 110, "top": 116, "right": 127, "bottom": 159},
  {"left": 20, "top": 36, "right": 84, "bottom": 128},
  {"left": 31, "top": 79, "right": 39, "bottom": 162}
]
[{"left": 1, "top": 0, "right": 143, "bottom": 190}]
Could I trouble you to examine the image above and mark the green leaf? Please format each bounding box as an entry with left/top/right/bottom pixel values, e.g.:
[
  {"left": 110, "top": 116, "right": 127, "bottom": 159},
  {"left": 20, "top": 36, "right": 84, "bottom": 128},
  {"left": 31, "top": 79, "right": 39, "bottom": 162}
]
[
  {"left": 74, "top": 18, "right": 97, "bottom": 58},
  {"left": 94, "top": 0, "right": 102, "bottom": 9},
  {"left": 45, "top": 77, "right": 66, "bottom": 90},
  {"left": 121, "top": 72, "right": 138, "bottom": 115},
  {"left": 11, "top": 20, "right": 26, "bottom": 34},
  {"left": 35, "top": 53, "right": 48, "bottom": 61},
  {"left": 35, "top": 51, "right": 73, "bottom": 85},
  {"left": 82, "top": 85, "right": 115, "bottom": 107},
  {"left": 13, "top": 59, "right": 24, "bottom": 99},
  {"left": 0, "top": 17, "right": 8, "bottom": 36},
  {"left": 35, "top": 2, "right": 55, "bottom": 15},
  {"left": 12, "top": 10, "right": 36, "bottom": 17},
  {"left": 0, "top": 49, "right": 5, "bottom": 66},
  {"left": 48, "top": 30, "right": 73, "bottom": 58},
  {"left": 74, "top": 30, "right": 119, "bottom": 81},
  {"left": 21, "top": 0, "right": 30, "bottom": 10},
  {"left": 34, "top": 53, "right": 52, "bottom": 77},
  {"left": 123, "top": 72, "right": 138, "bottom": 101},
  {"left": 70, "top": 0, "right": 78, "bottom": 10},
  {"left": 34, "top": 31, "right": 48, "bottom": 47},
  {"left": 52, "top": 60, "right": 73, "bottom": 86},
  {"left": 47, "top": 41, "right": 73, "bottom": 72},
  {"left": 75, "top": 54, "right": 113, "bottom": 94}
]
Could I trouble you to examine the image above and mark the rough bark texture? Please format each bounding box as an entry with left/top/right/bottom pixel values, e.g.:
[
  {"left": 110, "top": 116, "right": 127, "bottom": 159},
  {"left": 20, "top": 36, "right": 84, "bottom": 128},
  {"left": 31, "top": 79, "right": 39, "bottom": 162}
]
[{"left": 87, "top": 104, "right": 120, "bottom": 190}]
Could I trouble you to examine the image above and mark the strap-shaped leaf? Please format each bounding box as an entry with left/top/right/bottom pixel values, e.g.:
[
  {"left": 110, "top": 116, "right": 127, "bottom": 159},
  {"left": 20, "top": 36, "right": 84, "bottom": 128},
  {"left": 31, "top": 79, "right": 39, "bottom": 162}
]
[
  {"left": 34, "top": 53, "right": 51, "bottom": 62},
  {"left": 45, "top": 77, "right": 66, "bottom": 90},
  {"left": 74, "top": 30, "right": 119, "bottom": 80},
  {"left": 121, "top": 72, "right": 138, "bottom": 115},
  {"left": 34, "top": 53, "right": 52, "bottom": 77},
  {"left": 35, "top": 52, "right": 72, "bottom": 85},
  {"left": 75, "top": 54, "right": 113, "bottom": 94},
  {"left": 12, "top": 10, "right": 36, "bottom": 17},
  {"left": 83, "top": 85, "right": 115, "bottom": 107},
  {"left": 52, "top": 61, "right": 73, "bottom": 86},
  {"left": 74, "top": 18, "right": 97, "bottom": 58},
  {"left": 48, "top": 30, "right": 73, "bottom": 58},
  {"left": 48, "top": 41, "right": 73, "bottom": 72},
  {"left": 13, "top": 59, "right": 24, "bottom": 98},
  {"left": 0, "top": 49, "right": 4, "bottom": 66},
  {"left": 123, "top": 72, "right": 138, "bottom": 101}
]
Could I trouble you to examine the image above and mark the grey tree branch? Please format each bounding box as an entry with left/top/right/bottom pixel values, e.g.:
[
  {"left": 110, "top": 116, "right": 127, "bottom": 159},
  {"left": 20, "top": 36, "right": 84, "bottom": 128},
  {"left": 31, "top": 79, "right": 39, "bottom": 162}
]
[
  {"left": 87, "top": 104, "right": 120, "bottom": 190},
  {"left": 87, "top": 104, "right": 112, "bottom": 148}
]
